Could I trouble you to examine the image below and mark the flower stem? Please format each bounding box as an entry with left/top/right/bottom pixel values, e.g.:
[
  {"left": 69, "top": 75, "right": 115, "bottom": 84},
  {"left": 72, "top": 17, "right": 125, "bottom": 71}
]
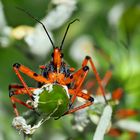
[{"left": 24, "top": 134, "right": 32, "bottom": 140}]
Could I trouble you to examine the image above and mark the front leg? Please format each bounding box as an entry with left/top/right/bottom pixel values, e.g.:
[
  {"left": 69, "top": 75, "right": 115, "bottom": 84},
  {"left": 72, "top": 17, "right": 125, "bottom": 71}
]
[
  {"left": 13, "top": 63, "right": 50, "bottom": 84},
  {"left": 64, "top": 89, "right": 94, "bottom": 115},
  {"left": 12, "top": 63, "right": 50, "bottom": 99}
]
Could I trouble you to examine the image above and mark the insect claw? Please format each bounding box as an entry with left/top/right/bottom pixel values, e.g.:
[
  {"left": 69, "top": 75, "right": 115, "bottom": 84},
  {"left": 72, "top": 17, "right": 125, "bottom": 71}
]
[
  {"left": 9, "top": 91, "right": 14, "bottom": 97},
  {"left": 83, "top": 66, "right": 89, "bottom": 71},
  {"left": 69, "top": 103, "right": 73, "bottom": 109},
  {"left": 85, "top": 56, "right": 91, "bottom": 60},
  {"left": 88, "top": 96, "right": 94, "bottom": 102},
  {"left": 13, "top": 63, "right": 21, "bottom": 68}
]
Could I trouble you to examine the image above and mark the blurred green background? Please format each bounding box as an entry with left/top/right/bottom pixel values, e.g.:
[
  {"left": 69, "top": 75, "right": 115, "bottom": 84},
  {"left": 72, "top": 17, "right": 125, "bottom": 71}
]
[{"left": 0, "top": 0, "right": 140, "bottom": 140}]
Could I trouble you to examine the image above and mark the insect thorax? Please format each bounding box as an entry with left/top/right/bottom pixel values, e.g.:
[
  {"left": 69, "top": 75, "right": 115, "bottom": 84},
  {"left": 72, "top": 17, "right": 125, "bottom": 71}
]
[{"left": 42, "top": 61, "right": 71, "bottom": 78}]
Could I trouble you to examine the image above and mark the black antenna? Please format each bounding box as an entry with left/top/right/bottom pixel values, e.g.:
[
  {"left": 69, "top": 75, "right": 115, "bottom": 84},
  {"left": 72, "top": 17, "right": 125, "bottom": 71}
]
[
  {"left": 60, "top": 19, "right": 79, "bottom": 50},
  {"left": 16, "top": 7, "right": 55, "bottom": 49}
]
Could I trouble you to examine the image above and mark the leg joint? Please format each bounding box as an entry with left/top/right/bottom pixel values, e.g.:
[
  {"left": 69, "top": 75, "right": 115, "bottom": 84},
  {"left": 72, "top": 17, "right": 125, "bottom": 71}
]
[
  {"left": 83, "top": 66, "right": 89, "bottom": 71},
  {"left": 13, "top": 63, "right": 21, "bottom": 68},
  {"left": 88, "top": 96, "right": 94, "bottom": 102},
  {"left": 85, "top": 56, "right": 91, "bottom": 60},
  {"left": 9, "top": 91, "right": 14, "bottom": 97}
]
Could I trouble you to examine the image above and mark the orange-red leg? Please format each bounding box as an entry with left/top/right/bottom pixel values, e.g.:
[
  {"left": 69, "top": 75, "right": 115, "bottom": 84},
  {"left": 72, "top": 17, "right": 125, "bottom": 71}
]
[
  {"left": 10, "top": 96, "right": 33, "bottom": 116},
  {"left": 64, "top": 89, "right": 94, "bottom": 115},
  {"left": 9, "top": 84, "right": 24, "bottom": 90},
  {"left": 82, "top": 56, "right": 108, "bottom": 103},
  {"left": 96, "top": 70, "right": 112, "bottom": 95},
  {"left": 65, "top": 66, "right": 89, "bottom": 105},
  {"left": 13, "top": 64, "right": 33, "bottom": 99},
  {"left": 85, "top": 70, "right": 112, "bottom": 95},
  {"left": 13, "top": 63, "right": 50, "bottom": 84},
  {"left": 112, "top": 88, "right": 123, "bottom": 101},
  {"left": 70, "top": 66, "right": 89, "bottom": 105},
  {"left": 9, "top": 86, "right": 35, "bottom": 97},
  {"left": 65, "top": 102, "right": 92, "bottom": 115},
  {"left": 12, "top": 63, "right": 51, "bottom": 99},
  {"left": 9, "top": 85, "right": 35, "bottom": 116},
  {"left": 115, "top": 109, "right": 139, "bottom": 119}
]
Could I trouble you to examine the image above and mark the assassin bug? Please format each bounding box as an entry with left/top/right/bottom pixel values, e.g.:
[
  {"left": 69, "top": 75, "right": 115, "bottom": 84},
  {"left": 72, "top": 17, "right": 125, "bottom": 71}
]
[{"left": 9, "top": 8, "right": 108, "bottom": 118}]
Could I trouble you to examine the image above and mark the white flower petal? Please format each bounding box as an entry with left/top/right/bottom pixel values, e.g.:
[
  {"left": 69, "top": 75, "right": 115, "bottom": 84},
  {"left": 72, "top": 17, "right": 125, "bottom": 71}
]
[
  {"left": 93, "top": 105, "right": 112, "bottom": 140},
  {"left": 25, "top": 26, "right": 53, "bottom": 58},
  {"left": 116, "top": 119, "right": 140, "bottom": 133},
  {"left": 70, "top": 35, "right": 98, "bottom": 68},
  {"left": 0, "top": 1, "right": 7, "bottom": 30},
  {"left": 44, "top": 0, "right": 77, "bottom": 30},
  {"left": 108, "top": 3, "right": 124, "bottom": 26}
]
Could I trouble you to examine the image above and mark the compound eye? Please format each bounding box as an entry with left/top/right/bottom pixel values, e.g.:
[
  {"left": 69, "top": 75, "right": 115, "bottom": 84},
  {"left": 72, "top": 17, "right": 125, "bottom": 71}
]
[
  {"left": 51, "top": 53, "right": 54, "bottom": 57},
  {"left": 60, "top": 53, "right": 64, "bottom": 58}
]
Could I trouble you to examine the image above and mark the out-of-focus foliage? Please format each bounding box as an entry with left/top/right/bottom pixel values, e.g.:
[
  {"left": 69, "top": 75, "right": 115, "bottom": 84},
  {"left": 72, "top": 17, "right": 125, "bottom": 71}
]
[{"left": 0, "top": 0, "right": 140, "bottom": 140}]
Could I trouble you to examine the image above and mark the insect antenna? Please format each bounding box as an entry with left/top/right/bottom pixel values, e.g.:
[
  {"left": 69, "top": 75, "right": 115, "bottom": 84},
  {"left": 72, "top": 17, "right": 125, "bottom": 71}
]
[
  {"left": 16, "top": 7, "right": 55, "bottom": 49},
  {"left": 60, "top": 19, "right": 79, "bottom": 50}
]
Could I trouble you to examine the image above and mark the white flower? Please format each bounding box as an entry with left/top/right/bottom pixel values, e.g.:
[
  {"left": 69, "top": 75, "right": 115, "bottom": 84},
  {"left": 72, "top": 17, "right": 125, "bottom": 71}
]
[
  {"left": 70, "top": 35, "right": 98, "bottom": 68},
  {"left": 0, "top": 27, "right": 12, "bottom": 47},
  {"left": 25, "top": 26, "right": 53, "bottom": 58},
  {"left": 12, "top": 104, "right": 60, "bottom": 135},
  {"left": 0, "top": 1, "right": 7, "bottom": 30},
  {"left": 108, "top": 3, "right": 124, "bottom": 26},
  {"left": 44, "top": 0, "right": 77, "bottom": 30},
  {"left": 116, "top": 119, "right": 140, "bottom": 133},
  {"left": 73, "top": 107, "right": 89, "bottom": 132},
  {"left": 52, "top": 0, "right": 76, "bottom": 5},
  {"left": 12, "top": 116, "right": 43, "bottom": 135}
]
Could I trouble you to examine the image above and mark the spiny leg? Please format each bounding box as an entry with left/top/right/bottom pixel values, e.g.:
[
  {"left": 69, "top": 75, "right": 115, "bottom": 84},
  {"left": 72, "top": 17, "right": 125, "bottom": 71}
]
[
  {"left": 13, "top": 64, "right": 33, "bottom": 99},
  {"left": 85, "top": 70, "right": 112, "bottom": 95},
  {"left": 89, "top": 70, "right": 122, "bottom": 103},
  {"left": 13, "top": 63, "right": 50, "bottom": 83},
  {"left": 9, "top": 84, "right": 24, "bottom": 90},
  {"left": 9, "top": 87, "right": 36, "bottom": 116},
  {"left": 13, "top": 63, "right": 51, "bottom": 99},
  {"left": 82, "top": 56, "right": 108, "bottom": 104},
  {"left": 64, "top": 89, "right": 94, "bottom": 115},
  {"left": 11, "top": 96, "right": 19, "bottom": 116},
  {"left": 65, "top": 66, "right": 88, "bottom": 85},
  {"left": 101, "top": 70, "right": 112, "bottom": 87},
  {"left": 71, "top": 66, "right": 89, "bottom": 105},
  {"left": 10, "top": 96, "right": 33, "bottom": 116},
  {"left": 9, "top": 86, "right": 35, "bottom": 97}
]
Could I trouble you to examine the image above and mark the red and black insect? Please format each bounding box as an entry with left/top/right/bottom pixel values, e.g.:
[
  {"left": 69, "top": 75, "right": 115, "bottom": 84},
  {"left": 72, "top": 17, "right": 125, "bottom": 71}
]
[{"left": 9, "top": 8, "right": 107, "bottom": 117}]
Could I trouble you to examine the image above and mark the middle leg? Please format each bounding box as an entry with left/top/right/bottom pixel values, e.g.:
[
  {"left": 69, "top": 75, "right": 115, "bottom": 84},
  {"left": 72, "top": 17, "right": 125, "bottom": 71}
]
[{"left": 64, "top": 89, "right": 94, "bottom": 115}]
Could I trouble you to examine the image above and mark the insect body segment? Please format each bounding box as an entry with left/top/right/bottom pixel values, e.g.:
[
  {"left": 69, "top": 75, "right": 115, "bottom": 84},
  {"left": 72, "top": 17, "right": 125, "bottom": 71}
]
[{"left": 52, "top": 47, "right": 62, "bottom": 73}]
